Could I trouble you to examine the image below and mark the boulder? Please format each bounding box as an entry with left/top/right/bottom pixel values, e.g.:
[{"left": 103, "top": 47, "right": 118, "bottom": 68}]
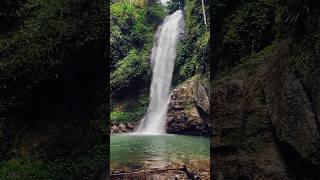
[{"left": 166, "top": 77, "right": 210, "bottom": 136}]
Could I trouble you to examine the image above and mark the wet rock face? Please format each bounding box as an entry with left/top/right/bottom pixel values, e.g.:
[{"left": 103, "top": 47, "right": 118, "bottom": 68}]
[
  {"left": 211, "top": 40, "right": 320, "bottom": 179},
  {"left": 166, "top": 77, "right": 210, "bottom": 136}
]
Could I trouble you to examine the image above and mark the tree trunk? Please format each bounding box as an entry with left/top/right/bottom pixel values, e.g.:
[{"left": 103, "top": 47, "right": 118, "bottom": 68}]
[{"left": 201, "top": 0, "right": 207, "bottom": 26}]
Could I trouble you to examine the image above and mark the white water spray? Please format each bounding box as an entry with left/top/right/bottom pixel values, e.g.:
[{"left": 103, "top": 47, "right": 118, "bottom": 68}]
[{"left": 135, "top": 10, "right": 184, "bottom": 134}]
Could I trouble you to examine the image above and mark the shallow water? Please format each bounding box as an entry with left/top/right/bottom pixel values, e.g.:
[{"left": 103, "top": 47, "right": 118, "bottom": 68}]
[{"left": 110, "top": 134, "right": 210, "bottom": 172}]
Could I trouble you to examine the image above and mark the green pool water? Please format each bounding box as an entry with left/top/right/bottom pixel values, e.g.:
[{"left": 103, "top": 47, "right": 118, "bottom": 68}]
[{"left": 110, "top": 133, "right": 210, "bottom": 171}]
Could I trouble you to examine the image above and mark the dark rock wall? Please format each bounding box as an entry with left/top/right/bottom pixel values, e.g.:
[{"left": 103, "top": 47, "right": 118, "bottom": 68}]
[{"left": 211, "top": 40, "right": 320, "bottom": 179}]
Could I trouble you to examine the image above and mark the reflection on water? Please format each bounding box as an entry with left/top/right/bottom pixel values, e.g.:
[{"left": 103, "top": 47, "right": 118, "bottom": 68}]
[{"left": 110, "top": 134, "right": 209, "bottom": 171}]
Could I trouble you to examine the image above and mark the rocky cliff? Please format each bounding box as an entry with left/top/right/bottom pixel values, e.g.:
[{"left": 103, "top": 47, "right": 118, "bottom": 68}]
[
  {"left": 167, "top": 76, "right": 210, "bottom": 136},
  {"left": 211, "top": 40, "right": 320, "bottom": 179}
]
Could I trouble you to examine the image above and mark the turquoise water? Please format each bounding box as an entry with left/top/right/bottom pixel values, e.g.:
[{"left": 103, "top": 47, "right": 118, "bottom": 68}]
[{"left": 110, "top": 134, "right": 210, "bottom": 171}]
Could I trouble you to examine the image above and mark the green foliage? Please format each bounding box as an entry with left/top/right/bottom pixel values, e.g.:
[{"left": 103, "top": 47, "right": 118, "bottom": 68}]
[
  {"left": 146, "top": 4, "right": 166, "bottom": 25},
  {"left": 173, "top": 0, "right": 209, "bottom": 85},
  {"left": 111, "top": 94, "right": 149, "bottom": 123},
  {"left": 110, "top": 0, "right": 164, "bottom": 65},
  {"left": 213, "top": 0, "right": 276, "bottom": 71},
  {"left": 110, "top": 1, "right": 150, "bottom": 60},
  {"left": 111, "top": 49, "right": 150, "bottom": 95},
  {"left": 111, "top": 111, "right": 133, "bottom": 123},
  {"left": 224, "top": 0, "right": 275, "bottom": 58},
  {"left": 213, "top": 41, "right": 275, "bottom": 81},
  {"left": 212, "top": 0, "right": 320, "bottom": 78},
  {"left": 111, "top": 110, "right": 144, "bottom": 123},
  {"left": 110, "top": 0, "right": 165, "bottom": 96},
  {"left": 0, "top": 0, "right": 107, "bottom": 100},
  {"left": 0, "top": 0, "right": 108, "bottom": 178},
  {"left": 239, "top": 41, "right": 275, "bottom": 63},
  {"left": 276, "top": 0, "right": 320, "bottom": 37}
]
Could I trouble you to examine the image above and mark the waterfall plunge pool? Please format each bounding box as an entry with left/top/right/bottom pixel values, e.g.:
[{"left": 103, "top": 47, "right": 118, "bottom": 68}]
[{"left": 110, "top": 133, "right": 210, "bottom": 174}]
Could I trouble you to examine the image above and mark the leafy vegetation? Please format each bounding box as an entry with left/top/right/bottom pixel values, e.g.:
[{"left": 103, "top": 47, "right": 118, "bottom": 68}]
[
  {"left": 276, "top": 0, "right": 320, "bottom": 37},
  {"left": 172, "top": 0, "right": 209, "bottom": 85},
  {"left": 0, "top": 0, "right": 108, "bottom": 179},
  {"left": 110, "top": 0, "right": 165, "bottom": 96},
  {"left": 111, "top": 94, "right": 149, "bottom": 123},
  {"left": 211, "top": 0, "right": 276, "bottom": 74},
  {"left": 111, "top": 48, "right": 150, "bottom": 94},
  {"left": 0, "top": 0, "right": 107, "bottom": 104},
  {"left": 211, "top": 0, "right": 320, "bottom": 77},
  {"left": 111, "top": 108, "right": 145, "bottom": 123}
]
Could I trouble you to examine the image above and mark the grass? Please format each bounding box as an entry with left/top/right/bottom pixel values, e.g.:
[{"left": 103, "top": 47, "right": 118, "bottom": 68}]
[{"left": 110, "top": 108, "right": 146, "bottom": 123}]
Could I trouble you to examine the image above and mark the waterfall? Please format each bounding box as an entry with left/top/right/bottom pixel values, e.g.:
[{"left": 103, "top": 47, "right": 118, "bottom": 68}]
[{"left": 135, "top": 10, "right": 184, "bottom": 134}]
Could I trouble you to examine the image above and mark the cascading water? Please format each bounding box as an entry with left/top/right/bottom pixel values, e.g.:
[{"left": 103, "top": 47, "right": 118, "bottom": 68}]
[{"left": 135, "top": 10, "right": 184, "bottom": 134}]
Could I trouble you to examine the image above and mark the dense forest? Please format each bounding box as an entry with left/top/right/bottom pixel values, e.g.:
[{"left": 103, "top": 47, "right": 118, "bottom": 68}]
[
  {"left": 211, "top": 0, "right": 320, "bottom": 179},
  {"left": 0, "top": 0, "right": 108, "bottom": 179}
]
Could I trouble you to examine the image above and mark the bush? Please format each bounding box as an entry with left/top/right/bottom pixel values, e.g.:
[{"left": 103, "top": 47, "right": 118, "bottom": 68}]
[
  {"left": 111, "top": 94, "right": 149, "bottom": 123},
  {"left": 111, "top": 49, "right": 150, "bottom": 95},
  {"left": 223, "top": 0, "right": 275, "bottom": 64}
]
